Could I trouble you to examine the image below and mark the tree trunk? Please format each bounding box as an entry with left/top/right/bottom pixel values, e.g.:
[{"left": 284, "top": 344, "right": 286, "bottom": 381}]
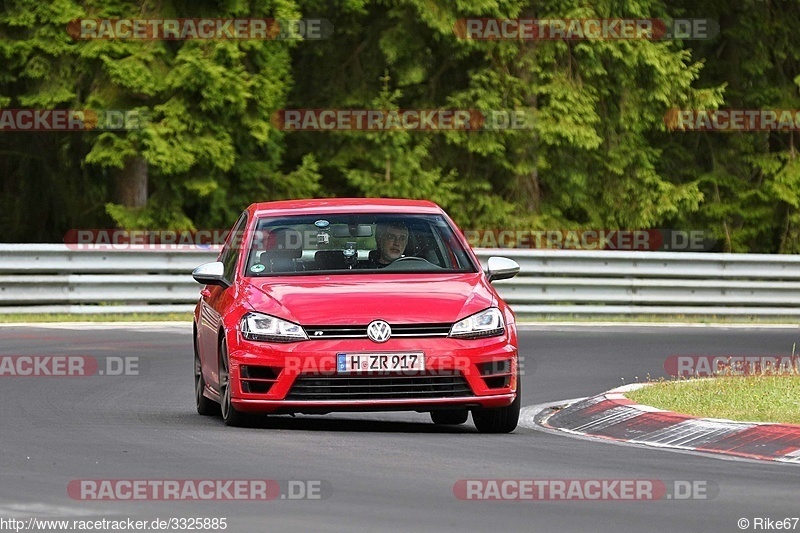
[{"left": 114, "top": 156, "right": 148, "bottom": 207}]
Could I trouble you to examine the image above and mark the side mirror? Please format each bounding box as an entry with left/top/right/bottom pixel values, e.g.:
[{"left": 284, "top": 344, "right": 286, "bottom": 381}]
[
  {"left": 486, "top": 257, "right": 520, "bottom": 282},
  {"left": 192, "top": 261, "right": 230, "bottom": 287}
]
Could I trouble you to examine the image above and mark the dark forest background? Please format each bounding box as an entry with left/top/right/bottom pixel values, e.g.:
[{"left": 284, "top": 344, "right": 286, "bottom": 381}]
[{"left": 2, "top": 0, "right": 799, "bottom": 252}]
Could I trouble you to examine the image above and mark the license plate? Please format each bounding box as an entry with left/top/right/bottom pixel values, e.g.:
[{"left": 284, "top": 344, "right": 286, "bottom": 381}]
[{"left": 337, "top": 352, "right": 425, "bottom": 374}]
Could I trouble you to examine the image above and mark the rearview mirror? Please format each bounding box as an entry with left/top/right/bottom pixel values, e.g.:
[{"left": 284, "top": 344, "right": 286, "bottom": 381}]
[
  {"left": 192, "top": 261, "right": 230, "bottom": 287},
  {"left": 486, "top": 257, "right": 520, "bottom": 282},
  {"left": 332, "top": 224, "right": 373, "bottom": 238}
]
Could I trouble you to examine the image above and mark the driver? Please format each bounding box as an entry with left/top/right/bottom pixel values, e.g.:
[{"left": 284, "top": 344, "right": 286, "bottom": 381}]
[{"left": 368, "top": 222, "right": 409, "bottom": 268}]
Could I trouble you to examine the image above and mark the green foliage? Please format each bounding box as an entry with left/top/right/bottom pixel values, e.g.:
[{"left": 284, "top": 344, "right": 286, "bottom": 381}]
[
  {"left": 323, "top": 71, "right": 462, "bottom": 210},
  {"left": 0, "top": 0, "right": 799, "bottom": 251}
]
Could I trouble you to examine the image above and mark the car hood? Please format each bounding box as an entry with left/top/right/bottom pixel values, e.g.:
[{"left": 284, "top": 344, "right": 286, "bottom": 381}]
[{"left": 240, "top": 273, "right": 495, "bottom": 325}]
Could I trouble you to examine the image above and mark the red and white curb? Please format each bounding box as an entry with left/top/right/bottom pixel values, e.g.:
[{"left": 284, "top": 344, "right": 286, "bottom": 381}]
[{"left": 536, "top": 384, "right": 800, "bottom": 464}]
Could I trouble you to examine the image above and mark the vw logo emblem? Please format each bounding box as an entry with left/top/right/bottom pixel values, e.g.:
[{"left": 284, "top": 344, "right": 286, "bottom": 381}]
[{"left": 367, "top": 320, "right": 392, "bottom": 343}]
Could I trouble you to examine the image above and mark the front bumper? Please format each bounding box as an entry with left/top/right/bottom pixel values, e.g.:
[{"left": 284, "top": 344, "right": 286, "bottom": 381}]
[{"left": 226, "top": 333, "right": 518, "bottom": 414}]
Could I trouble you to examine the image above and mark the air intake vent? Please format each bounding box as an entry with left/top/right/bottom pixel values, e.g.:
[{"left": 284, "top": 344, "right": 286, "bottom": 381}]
[{"left": 286, "top": 374, "right": 472, "bottom": 401}]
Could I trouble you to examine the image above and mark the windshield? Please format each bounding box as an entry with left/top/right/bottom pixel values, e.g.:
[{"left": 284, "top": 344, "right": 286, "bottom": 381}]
[{"left": 243, "top": 213, "right": 477, "bottom": 276}]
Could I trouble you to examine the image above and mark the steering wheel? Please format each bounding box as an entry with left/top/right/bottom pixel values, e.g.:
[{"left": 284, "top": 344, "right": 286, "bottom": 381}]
[
  {"left": 383, "top": 256, "right": 443, "bottom": 271},
  {"left": 393, "top": 256, "right": 430, "bottom": 263}
]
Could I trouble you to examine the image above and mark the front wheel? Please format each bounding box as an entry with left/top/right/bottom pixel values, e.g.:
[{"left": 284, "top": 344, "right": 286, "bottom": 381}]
[
  {"left": 472, "top": 381, "right": 520, "bottom": 434},
  {"left": 219, "top": 339, "right": 250, "bottom": 427}
]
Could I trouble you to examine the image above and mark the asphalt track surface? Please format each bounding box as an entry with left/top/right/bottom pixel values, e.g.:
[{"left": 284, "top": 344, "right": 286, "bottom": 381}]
[{"left": 1, "top": 324, "right": 799, "bottom": 533}]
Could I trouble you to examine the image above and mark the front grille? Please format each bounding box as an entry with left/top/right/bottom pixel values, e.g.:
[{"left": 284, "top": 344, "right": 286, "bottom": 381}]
[
  {"left": 286, "top": 374, "right": 472, "bottom": 401},
  {"left": 304, "top": 323, "right": 451, "bottom": 339}
]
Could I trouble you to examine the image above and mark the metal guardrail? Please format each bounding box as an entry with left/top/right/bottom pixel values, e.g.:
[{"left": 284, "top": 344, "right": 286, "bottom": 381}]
[
  {"left": 1, "top": 244, "right": 800, "bottom": 316},
  {"left": 488, "top": 249, "right": 800, "bottom": 316}
]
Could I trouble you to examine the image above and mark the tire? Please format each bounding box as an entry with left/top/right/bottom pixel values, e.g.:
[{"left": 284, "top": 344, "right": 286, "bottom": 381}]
[
  {"left": 194, "top": 335, "right": 219, "bottom": 416},
  {"left": 472, "top": 380, "right": 521, "bottom": 434},
  {"left": 430, "top": 409, "right": 469, "bottom": 425},
  {"left": 219, "top": 338, "right": 250, "bottom": 427}
]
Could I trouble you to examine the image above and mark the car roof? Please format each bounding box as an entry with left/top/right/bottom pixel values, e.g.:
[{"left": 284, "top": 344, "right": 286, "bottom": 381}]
[{"left": 248, "top": 198, "right": 443, "bottom": 217}]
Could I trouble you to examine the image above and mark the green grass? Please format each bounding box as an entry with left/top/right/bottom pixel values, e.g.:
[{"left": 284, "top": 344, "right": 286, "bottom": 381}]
[
  {"left": 0, "top": 313, "right": 193, "bottom": 323},
  {"left": 627, "top": 376, "right": 800, "bottom": 424}
]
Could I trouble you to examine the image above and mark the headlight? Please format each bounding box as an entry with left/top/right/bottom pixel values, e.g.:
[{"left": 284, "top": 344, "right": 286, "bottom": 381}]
[
  {"left": 449, "top": 308, "right": 505, "bottom": 339},
  {"left": 241, "top": 312, "right": 308, "bottom": 342}
]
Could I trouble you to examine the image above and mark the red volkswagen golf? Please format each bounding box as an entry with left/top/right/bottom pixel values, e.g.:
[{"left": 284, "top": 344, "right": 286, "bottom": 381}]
[{"left": 192, "top": 199, "right": 521, "bottom": 432}]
